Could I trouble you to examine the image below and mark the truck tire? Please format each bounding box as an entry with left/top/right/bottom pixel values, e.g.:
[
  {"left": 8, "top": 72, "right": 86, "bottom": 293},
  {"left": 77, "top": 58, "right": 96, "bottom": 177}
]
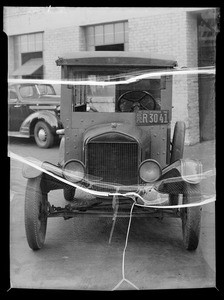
[
  {"left": 24, "top": 176, "right": 48, "bottom": 250},
  {"left": 181, "top": 183, "right": 201, "bottom": 251},
  {"left": 34, "top": 121, "right": 54, "bottom": 148}
]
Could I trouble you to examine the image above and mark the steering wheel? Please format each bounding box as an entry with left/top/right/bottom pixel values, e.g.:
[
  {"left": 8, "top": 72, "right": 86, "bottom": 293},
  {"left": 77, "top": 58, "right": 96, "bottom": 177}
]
[{"left": 117, "top": 91, "right": 157, "bottom": 112}]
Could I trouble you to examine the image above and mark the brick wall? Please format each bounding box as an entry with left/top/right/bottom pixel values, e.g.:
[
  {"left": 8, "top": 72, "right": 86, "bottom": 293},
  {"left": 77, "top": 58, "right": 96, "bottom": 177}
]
[
  {"left": 79, "top": 26, "right": 86, "bottom": 51},
  {"left": 7, "top": 36, "right": 14, "bottom": 75},
  {"left": 186, "top": 12, "right": 200, "bottom": 144},
  {"left": 44, "top": 25, "right": 85, "bottom": 94},
  {"left": 128, "top": 11, "right": 199, "bottom": 144},
  {"left": 128, "top": 12, "right": 188, "bottom": 64}
]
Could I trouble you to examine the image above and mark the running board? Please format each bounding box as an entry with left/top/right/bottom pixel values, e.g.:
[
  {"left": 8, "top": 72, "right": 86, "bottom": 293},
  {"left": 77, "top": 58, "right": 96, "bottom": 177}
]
[{"left": 8, "top": 131, "right": 29, "bottom": 138}]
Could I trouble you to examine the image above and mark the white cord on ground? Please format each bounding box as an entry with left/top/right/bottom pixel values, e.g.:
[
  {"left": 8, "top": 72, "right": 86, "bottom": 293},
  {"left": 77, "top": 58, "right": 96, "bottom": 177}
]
[{"left": 112, "top": 201, "right": 139, "bottom": 291}]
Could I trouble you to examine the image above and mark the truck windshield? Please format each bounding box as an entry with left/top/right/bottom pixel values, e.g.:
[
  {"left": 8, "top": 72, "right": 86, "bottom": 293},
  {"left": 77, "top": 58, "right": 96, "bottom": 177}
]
[{"left": 68, "top": 70, "right": 162, "bottom": 113}]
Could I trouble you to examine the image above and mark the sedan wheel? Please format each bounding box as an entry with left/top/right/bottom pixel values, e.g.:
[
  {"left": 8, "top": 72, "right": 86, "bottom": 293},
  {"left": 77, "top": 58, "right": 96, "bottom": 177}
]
[{"left": 34, "top": 121, "right": 54, "bottom": 148}]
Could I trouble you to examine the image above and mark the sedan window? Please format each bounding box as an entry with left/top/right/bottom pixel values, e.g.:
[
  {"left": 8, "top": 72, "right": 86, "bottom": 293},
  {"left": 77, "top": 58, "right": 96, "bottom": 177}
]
[
  {"left": 9, "top": 90, "right": 18, "bottom": 101},
  {"left": 19, "top": 85, "right": 35, "bottom": 98},
  {"left": 37, "top": 84, "right": 56, "bottom": 95}
]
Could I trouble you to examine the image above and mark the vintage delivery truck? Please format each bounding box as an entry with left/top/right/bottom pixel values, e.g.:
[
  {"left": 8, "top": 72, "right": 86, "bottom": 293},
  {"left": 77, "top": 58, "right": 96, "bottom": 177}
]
[{"left": 23, "top": 52, "right": 202, "bottom": 251}]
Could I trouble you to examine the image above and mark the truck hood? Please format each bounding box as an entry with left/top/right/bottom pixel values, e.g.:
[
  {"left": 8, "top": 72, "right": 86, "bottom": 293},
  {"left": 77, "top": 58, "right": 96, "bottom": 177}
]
[{"left": 83, "top": 122, "right": 150, "bottom": 148}]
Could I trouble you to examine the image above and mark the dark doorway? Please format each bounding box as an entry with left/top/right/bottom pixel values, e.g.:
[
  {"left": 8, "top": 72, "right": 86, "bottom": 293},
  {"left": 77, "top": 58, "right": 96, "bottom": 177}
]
[
  {"left": 198, "top": 74, "right": 215, "bottom": 141},
  {"left": 197, "top": 11, "right": 217, "bottom": 141},
  {"left": 95, "top": 44, "right": 124, "bottom": 51}
]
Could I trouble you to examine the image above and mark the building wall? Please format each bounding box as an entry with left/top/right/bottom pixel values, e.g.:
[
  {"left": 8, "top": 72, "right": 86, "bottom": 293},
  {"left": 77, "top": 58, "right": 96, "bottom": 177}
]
[
  {"left": 186, "top": 12, "right": 200, "bottom": 144},
  {"left": 44, "top": 26, "right": 80, "bottom": 93},
  {"left": 5, "top": 7, "right": 209, "bottom": 145},
  {"left": 7, "top": 36, "right": 15, "bottom": 75},
  {"left": 128, "top": 11, "right": 199, "bottom": 144},
  {"left": 129, "top": 11, "right": 187, "bottom": 64}
]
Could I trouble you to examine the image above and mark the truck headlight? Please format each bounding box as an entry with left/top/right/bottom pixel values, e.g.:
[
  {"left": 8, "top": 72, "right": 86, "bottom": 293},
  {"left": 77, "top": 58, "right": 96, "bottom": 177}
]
[
  {"left": 62, "top": 159, "right": 85, "bottom": 183},
  {"left": 139, "top": 159, "right": 162, "bottom": 183}
]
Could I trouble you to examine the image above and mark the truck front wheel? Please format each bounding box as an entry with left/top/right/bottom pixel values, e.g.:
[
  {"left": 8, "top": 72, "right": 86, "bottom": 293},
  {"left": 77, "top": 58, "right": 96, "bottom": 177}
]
[
  {"left": 181, "top": 183, "right": 201, "bottom": 251},
  {"left": 24, "top": 176, "right": 48, "bottom": 250}
]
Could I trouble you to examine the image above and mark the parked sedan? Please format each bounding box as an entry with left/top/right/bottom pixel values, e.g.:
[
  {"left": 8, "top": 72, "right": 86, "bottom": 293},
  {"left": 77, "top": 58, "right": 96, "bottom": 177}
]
[{"left": 8, "top": 83, "right": 63, "bottom": 148}]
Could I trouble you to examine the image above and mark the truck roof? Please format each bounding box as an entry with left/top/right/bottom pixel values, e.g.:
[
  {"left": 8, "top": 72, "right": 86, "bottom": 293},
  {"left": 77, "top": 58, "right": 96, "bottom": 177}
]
[{"left": 55, "top": 51, "right": 177, "bottom": 68}]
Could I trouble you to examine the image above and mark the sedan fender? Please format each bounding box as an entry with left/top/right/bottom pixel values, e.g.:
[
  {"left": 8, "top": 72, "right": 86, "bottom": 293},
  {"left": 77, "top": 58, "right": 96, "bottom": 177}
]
[{"left": 19, "top": 110, "right": 63, "bottom": 137}]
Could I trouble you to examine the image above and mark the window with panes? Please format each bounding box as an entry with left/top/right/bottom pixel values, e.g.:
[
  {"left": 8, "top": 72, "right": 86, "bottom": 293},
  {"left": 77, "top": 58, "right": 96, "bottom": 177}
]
[
  {"left": 13, "top": 32, "right": 44, "bottom": 78},
  {"left": 85, "top": 21, "right": 128, "bottom": 51}
]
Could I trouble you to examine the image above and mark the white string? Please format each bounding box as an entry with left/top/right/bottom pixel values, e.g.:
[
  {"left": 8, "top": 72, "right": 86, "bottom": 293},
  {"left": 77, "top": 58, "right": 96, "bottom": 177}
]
[{"left": 112, "top": 201, "right": 139, "bottom": 290}]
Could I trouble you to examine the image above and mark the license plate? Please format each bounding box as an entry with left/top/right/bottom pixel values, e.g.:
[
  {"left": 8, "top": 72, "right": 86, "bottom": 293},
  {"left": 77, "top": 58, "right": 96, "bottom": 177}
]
[{"left": 136, "top": 110, "right": 169, "bottom": 125}]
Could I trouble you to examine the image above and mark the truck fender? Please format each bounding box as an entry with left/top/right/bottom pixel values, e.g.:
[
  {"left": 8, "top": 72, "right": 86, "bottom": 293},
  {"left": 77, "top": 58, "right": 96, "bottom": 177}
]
[
  {"left": 58, "top": 136, "right": 65, "bottom": 166},
  {"left": 22, "top": 164, "right": 43, "bottom": 179},
  {"left": 180, "top": 158, "right": 203, "bottom": 184},
  {"left": 161, "top": 158, "right": 203, "bottom": 184},
  {"left": 157, "top": 158, "right": 202, "bottom": 195}
]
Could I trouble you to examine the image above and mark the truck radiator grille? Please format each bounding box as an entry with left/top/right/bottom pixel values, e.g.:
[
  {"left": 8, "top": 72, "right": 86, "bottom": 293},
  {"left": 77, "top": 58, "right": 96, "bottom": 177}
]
[{"left": 86, "top": 142, "right": 139, "bottom": 188}]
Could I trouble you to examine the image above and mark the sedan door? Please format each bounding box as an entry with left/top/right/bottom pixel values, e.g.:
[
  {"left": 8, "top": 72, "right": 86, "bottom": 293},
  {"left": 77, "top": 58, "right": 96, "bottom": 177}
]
[{"left": 8, "top": 88, "right": 32, "bottom": 132}]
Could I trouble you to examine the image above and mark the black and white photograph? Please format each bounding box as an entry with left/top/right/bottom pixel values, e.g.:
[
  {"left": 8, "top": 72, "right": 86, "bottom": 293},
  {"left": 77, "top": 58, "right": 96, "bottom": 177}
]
[{"left": 4, "top": 6, "right": 218, "bottom": 291}]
